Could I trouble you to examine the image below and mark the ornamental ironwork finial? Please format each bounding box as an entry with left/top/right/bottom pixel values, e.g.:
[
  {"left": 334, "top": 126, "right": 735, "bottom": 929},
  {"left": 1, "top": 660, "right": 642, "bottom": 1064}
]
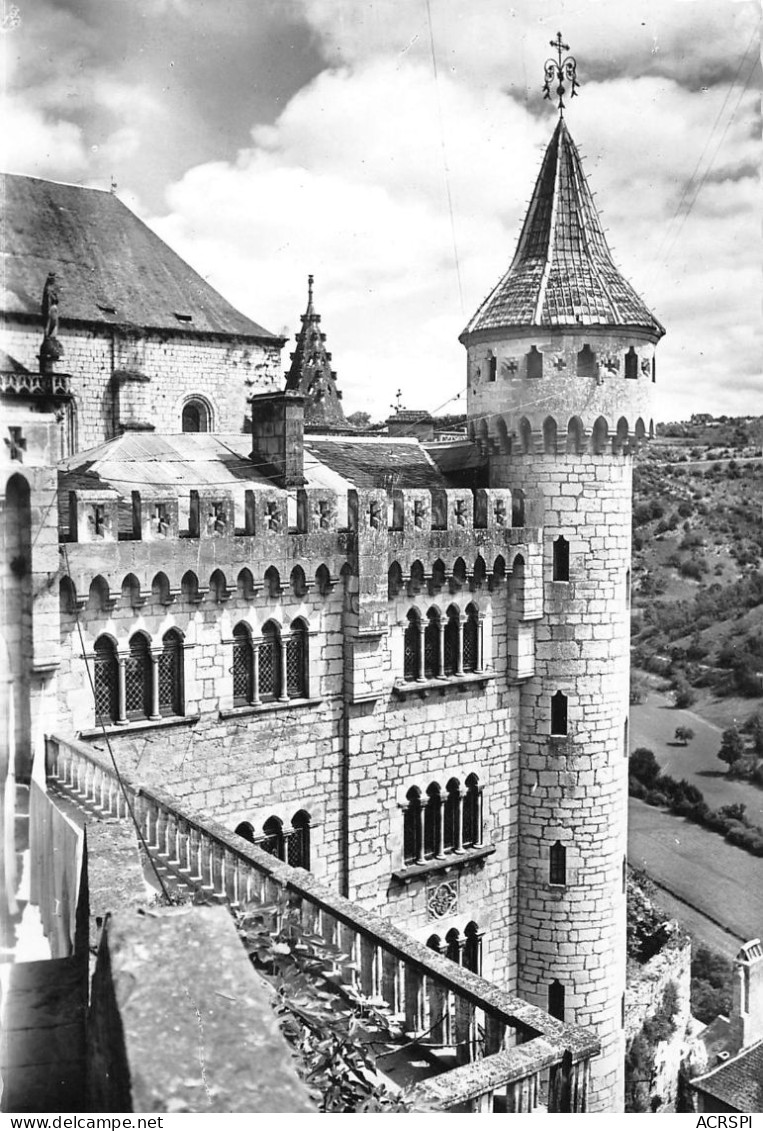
[{"left": 543, "top": 31, "right": 579, "bottom": 115}]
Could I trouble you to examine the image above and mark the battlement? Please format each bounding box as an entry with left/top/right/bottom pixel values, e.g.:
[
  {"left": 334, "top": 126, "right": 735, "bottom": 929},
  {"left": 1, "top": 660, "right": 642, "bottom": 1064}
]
[{"left": 59, "top": 485, "right": 523, "bottom": 546}]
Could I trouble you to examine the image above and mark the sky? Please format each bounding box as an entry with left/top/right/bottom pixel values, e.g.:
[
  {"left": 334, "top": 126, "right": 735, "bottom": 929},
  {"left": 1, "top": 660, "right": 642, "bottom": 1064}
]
[{"left": 1, "top": 0, "right": 760, "bottom": 424}]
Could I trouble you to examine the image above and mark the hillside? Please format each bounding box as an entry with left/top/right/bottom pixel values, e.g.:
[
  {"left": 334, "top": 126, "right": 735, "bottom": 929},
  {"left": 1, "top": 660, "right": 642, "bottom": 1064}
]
[{"left": 631, "top": 417, "right": 763, "bottom": 731}]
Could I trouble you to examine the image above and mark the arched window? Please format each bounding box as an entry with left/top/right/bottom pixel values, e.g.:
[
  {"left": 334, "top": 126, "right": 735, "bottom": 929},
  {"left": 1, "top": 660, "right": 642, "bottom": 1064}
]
[
  {"left": 463, "top": 773, "right": 482, "bottom": 848},
  {"left": 446, "top": 928, "right": 462, "bottom": 965},
  {"left": 159, "top": 629, "right": 183, "bottom": 716},
  {"left": 93, "top": 635, "right": 119, "bottom": 724},
  {"left": 232, "top": 622, "right": 253, "bottom": 706},
  {"left": 462, "top": 605, "right": 479, "bottom": 673},
  {"left": 526, "top": 346, "right": 543, "bottom": 379},
  {"left": 577, "top": 344, "right": 595, "bottom": 379},
  {"left": 235, "top": 821, "right": 255, "bottom": 843},
  {"left": 551, "top": 690, "right": 568, "bottom": 736},
  {"left": 625, "top": 347, "right": 638, "bottom": 379},
  {"left": 543, "top": 416, "right": 557, "bottom": 453},
  {"left": 424, "top": 783, "right": 442, "bottom": 859},
  {"left": 443, "top": 778, "right": 461, "bottom": 853},
  {"left": 181, "top": 398, "right": 211, "bottom": 433},
  {"left": 553, "top": 536, "right": 570, "bottom": 582},
  {"left": 404, "top": 787, "right": 423, "bottom": 865},
  {"left": 404, "top": 610, "right": 421, "bottom": 682},
  {"left": 424, "top": 609, "right": 440, "bottom": 679},
  {"left": 463, "top": 922, "right": 483, "bottom": 976},
  {"left": 548, "top": 979, "right": 565, "bottom": 1021},
  {"left": 286, "top": 619, "right": 308, "bottom": 699},
  {"left": 426, "top": 934, "right": 444, "bottom": 954},
  {"left": 487, "top": 351, "right": 497, "bottom": 382},
  {"left": 443, "top": 608, "right": 459, "bottom": 676},
  {"left": 288, "top": 811, "right": 311, "bottom": 869},
  {"left": 125, "top": 633, "right": 151, "bottom": 720},
  {"left": 388, "top": 562, "right": 403, "bottom": 599},
  {"left": 260, "top": 816, "right": 285, "bottom": 859},
  {"left": 259, "top": 621, "right": 281, "bottom": 701},
  {"left": 550, "top": 841, "right": 567, "bottom": 885}
]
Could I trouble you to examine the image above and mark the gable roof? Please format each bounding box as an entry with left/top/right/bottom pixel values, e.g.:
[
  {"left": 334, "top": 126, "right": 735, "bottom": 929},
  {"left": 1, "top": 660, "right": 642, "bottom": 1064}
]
[
  {"left": 462, "top": 118, "right": 664, "bottom": 337},
  {"left": 0, "top": 173, "right": 280, "bottom": 341}
]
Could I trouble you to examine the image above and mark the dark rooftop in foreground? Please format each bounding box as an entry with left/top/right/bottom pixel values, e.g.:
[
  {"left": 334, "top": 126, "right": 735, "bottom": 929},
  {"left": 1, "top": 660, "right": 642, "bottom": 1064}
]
[
  {"left": 0, "top": 173, "right": 280, "bottom": 340},
  {"left": 691, "top": 1040, "right": 763, "bottom": 1112}
]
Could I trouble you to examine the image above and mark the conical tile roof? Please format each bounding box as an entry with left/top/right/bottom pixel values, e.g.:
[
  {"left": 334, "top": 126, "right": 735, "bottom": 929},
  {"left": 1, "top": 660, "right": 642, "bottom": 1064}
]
[
  {"left": 463, "top": 118, "right": 664, "bottom": 337},
  {"left": 285, "top": 275, "right": 347, "bottom": 428}
]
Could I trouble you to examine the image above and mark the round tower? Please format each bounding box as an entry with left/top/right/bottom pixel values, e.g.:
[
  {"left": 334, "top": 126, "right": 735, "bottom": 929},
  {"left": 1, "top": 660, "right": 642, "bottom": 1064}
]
[{"left": 460, "top": 69, "right": 664, "bottom": 1112}]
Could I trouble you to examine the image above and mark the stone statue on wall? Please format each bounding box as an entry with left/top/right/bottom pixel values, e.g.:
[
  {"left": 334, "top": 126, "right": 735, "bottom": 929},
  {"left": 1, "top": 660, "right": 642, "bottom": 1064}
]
[{"left": 39, "top": 271, "right": 64, "bottom": 369}]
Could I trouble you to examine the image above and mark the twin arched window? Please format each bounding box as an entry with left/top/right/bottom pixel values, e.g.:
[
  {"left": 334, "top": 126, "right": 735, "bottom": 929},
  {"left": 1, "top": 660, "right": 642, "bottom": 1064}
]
[
  {"left": 403, "top": 605, "right": 480, "bottom": 682},
  {"left": 232, "top": 619, "right": 308, "bottom": 705},
  {"left": 93, "top": 630, "right": 184, "bottom": 725},
  {"left": 403, "top": 774, "right": 482, "bottom": 866},
  {"left": 235, "top": 810, "right": 311, "bottom": 870}
]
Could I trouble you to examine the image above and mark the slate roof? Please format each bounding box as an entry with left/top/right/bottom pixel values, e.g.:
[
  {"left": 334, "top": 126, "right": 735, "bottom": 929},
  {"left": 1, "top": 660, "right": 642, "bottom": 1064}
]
[
  {"left": 285, "top": 276, "right": 347, "bottom": 428},
  {"left": 463, "top": 118, "right": 664, "bottom": 337},
  {"left": 0, "top": 173, "right": 279, "bottom": 340},
  {"left": 58, "top": 433, "right": 273, "bottom": 496},
  {"left": 303, "top": 437, "right": 448, "bottom": 490},
  {"left": 691, "top": 1040, "right": 763, "bottom": 1112}
]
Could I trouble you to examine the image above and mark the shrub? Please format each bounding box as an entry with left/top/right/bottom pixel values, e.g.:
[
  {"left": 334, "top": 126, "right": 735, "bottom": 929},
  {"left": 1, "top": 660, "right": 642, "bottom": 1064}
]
[{"left": 630, "top": 747, "right": 661, "bottom": 787}]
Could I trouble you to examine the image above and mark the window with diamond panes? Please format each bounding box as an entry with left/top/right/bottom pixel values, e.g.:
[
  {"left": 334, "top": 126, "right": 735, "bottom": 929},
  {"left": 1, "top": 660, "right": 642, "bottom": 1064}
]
[
  {"left": 404, "top": 787, "right": 423, "bottom": 865},
  {"left": 125, "top": 633, "right": 151, "bottom": 719},
  {"left": 424, "top": 783, "right": 441, "bottom": 859},
  {"left": 93, "top": 636, "right": 118, "bottom": 723},
  {"left": 404, "top": 611, "right": 420, "bottom": 681},
  {"left": 158, "top": 629, "right": 183, "bottom": 716},
  {"left": 259, "top": 622, "right": 280, "bottom": 701},
  {"left": 462, "top": 774, "right": 481, "bottom": 848},
  {"left": 463, "top": 607, "right": 479, "bottom": 672},
  {"left": 424, "top": 610, "right": 439, "bottom": 679},
  {"left": 287, "top": 811, "right": 311, "bottom": 869},
  {"left": 443, "top": 610, "right": 459, "bottom": 675},
  {"left": 232, "top": 623, "right": 253, "bottom": 706},
  {"left": 286, "top": 621, "right": 307, "bottom": 699}
]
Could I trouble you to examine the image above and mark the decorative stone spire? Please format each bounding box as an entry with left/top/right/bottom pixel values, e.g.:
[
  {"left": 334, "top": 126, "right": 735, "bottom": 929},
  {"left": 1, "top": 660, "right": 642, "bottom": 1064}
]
[
  {"left": 462, "top": 113, "right": 664, "bottom": 337},
  {"left": 285, "top": 275, "right": 346, "bottom": 429}
]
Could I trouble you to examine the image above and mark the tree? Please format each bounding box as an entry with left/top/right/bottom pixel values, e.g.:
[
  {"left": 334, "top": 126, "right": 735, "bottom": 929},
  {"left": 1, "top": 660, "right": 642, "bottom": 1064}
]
[
  {"left": 673, "top": 677, "right": 696, "bottom": 709},
  {"left": 718, "top": 726, "right": 746, "bottom": 768},
  {"left": 674, "top": 726, "right": 695, "bottom": 746},
  {"left": 346, "top": 411, "right": 372, "bottom": 430},
  {"left": 630, "top": 747, "right": 661, "bottom": 788}
]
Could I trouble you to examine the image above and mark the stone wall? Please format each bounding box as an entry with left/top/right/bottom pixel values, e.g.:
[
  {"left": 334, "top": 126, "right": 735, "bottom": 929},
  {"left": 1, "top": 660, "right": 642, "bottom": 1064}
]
[
  {"left": 626, "top": 932, "right": 693, "bottom": 1112},
  {"left": 0, "top": 321, "right": 282, "bottom": 449},
  {"left": 86, "top": 905, "right": 315, "bottom": 1113}
]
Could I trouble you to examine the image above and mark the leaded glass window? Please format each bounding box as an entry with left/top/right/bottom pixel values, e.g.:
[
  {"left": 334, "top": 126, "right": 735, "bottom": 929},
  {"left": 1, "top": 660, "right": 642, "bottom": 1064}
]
[
  {"left": 232, "top": 623, "right": 253, "bottom": 706},
  {"left": 125, "top": 634, "right": 151, "bottom": 719},
  {"left": 93, "top": 636, "right": 118, "bottom": 724},
  {"left": 424, "top": 611, "right": 439, "bottom": 679},
  {"left": 158, "top": 630, "right": 183, "bottom": 716},
  {"left": 404, "top": 612, "right": 420, "bottom": 682},
  {"left": 404, "top": 787, "right": 422, "bottom": 865},
  {"left": 259, "top": 623, "right": 280, "bottom": 701},
  {"left": 286, "top": 622, "right": 307, "bottom": 699},
  {"left": 463, "top": 609, "right": 478, "bottom": 672}
]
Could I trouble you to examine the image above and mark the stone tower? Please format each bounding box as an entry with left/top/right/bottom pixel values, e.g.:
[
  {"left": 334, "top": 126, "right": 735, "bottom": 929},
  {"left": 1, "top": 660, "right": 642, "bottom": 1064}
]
[
  {"left": 285, "top": 275, "right": 347, "bottom": 429},
  {"left": 460, "top": 68, "right": 665, "bottom": 1111}
]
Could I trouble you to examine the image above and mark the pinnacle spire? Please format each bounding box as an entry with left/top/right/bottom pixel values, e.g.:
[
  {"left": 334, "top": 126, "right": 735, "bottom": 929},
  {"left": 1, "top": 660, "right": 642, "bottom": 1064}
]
[
  {"left": 463, "top": 118, "right": 664, "bottom": 337},
  {"left": 285, "top": 275, "right": 347, "bottom": 428}
]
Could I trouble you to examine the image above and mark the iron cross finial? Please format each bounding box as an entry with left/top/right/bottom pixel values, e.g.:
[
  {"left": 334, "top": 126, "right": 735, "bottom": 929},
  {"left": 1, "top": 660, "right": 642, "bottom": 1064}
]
[{"left": 543, "top": 31, "right": 579, "bottom": 115}]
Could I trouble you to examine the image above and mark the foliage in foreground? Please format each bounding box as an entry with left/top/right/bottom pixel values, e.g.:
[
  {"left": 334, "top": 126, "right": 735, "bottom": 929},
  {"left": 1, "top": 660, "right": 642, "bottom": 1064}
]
[
  {"left": 235, "top": 902, "right": 413, "bottom": 1113},
  {"left": 690, "top": 944, "right": 734, "bottom": 1026}
]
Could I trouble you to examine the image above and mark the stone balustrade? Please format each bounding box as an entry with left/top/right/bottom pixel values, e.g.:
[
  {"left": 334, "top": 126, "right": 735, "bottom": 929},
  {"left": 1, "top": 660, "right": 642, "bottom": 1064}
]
[{"left": 46, "top": 733, "right": 598, "bottom": 1114}]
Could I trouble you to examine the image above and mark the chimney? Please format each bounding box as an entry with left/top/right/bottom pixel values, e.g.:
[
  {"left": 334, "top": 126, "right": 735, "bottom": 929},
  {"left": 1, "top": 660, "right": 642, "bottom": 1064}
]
[
  {"left": 730, "top": 939, "right": 763, "bottom": 1051},
  {"left": 250, "top": 391, "right": 305, "bottom": 489}
]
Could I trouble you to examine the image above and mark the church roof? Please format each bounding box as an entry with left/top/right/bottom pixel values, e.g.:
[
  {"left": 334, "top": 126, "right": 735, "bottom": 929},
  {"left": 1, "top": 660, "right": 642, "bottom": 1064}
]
[
  {"left": 0, "top": 173, "right": 280, "bottom": 341},
  {"left": 285, "top": 276, "right": 347, "bottom": 427},
  {"left": 462, "top": 118, "right": 664, "bottom": 337}
]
